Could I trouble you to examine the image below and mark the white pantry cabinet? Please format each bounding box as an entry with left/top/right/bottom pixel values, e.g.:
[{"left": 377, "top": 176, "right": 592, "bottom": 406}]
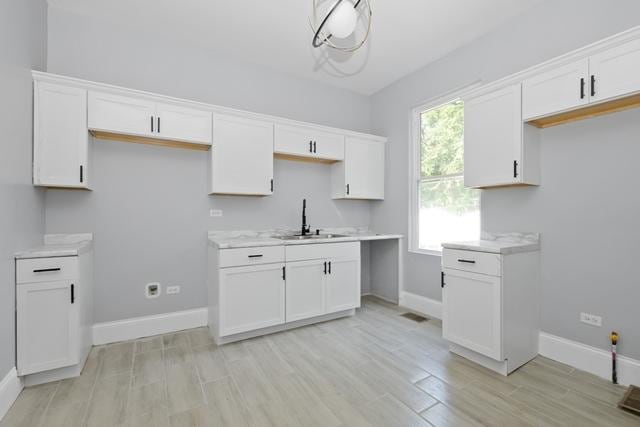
[
  {"left": 33, "top": 81, "right": 90, "bottom": 189},
  {"left": 441, "top": 244, "right": 539, "bottom": 375},
  {"left": 209, "top": 115, "right": 274, "bottom": 195},
  {"left": 16, "top": 249, "right": 93, "bottom": 378},
  {"left": 464, "top": 84, "right": 539, "bottom": 188},
  {"left": 332, "top": 137, "right": 385, "bottom": 200},
  {"left": 274, "top": 124, "right": 345, "bottom": 161},
  {"left": 88, "top": 91, "right": 212, "bottom": 145}
]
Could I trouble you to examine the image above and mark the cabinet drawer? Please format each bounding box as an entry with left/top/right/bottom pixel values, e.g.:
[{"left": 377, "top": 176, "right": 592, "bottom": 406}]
[
  {"left": 286, "top": 242, "right": 359, "bottom": 262},
  {"left": 219, "top": 246, "right": 285, "bottom": 268},
  {"left": 442, "top": 249, "right": 501, "bottom": 277},
  {"left": 17, "top": 257, "right": 79, "bottom": 284}
]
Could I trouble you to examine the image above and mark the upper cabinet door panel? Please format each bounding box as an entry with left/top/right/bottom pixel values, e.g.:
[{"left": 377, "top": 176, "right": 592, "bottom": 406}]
[
  {"left": 590, "top": 38, "right": 640, "bottom": 103},
  {"left": 464, "top": 84, "right": 522, "bottom": 188},
  {"left": 155, "top": 102, "right": 212, "bottom": 145},
  {"left": 34, "top": 82, "right": 88, "bottom": 188},
  {"left": 210, "top": 115, "right": 273, "bottom": 195},
  {"left": 274, "top": 125, "right": 344, "bottom": 161},
  {"left": 344, "top": 137, "right": 385, "bottom": 200},
  {"left": 88, "top": 91, "right": 156, "bottom": 137},
  {"left": 522, "top": 59, "right": 589, "bottom": 120}
]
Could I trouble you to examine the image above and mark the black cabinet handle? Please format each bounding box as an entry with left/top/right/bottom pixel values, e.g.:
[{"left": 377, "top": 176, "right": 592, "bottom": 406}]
[
  {"left": 513, "top": 160, "right": 518, "bottom": 178},
  {"left": 324, "top": 261, "right": 327, "bottom": 274},
  {"left": 151, "top": 116, "right": 154, "bottom": 132},
  {"left": 457, "top": 259, "right": 476, "bottom": 264},
  {"left": 309, "top": 141, "right": 313, "bottom": 152},
  {"left": 282, "top": 266, "right": 286, "bottom": 280},
  {"left": 580, "top": 77, "right": 585, "bottom": 99},
  {"left": 346, "top": 184, "right": 350, "bottom": 195},
  {"left": 328, "top": 261, "right": 332, "bottom": 274},
  {"left": 313, "top": 141, "right": 317, "bottom": 153},
  {"left": 590, "top": 75, "right": 596, "bottom": 97},
  {"left": 80, "top": 165, "right": 84, "bottom": 183},
  {"left": 33, "top": 267, "right": 61, "bottom": 273},
  {"left": 441, "top": 271, "right": 445, "bottom": 288},
  {"left": 71, "top": 284, "right": 75, "bottom": 304},
  {"left": 157, "top": 117, "right": 161, "bottom": 133},
  {"left": 248, "top": 254, "right": 263, "bottom": 258}
]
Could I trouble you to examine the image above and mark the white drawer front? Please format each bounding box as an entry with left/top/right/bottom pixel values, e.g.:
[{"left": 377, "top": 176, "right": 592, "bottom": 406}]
[
  {"left": 219, "top": 246, "right": 285, "bottom": 268},
  {"left": 442, "top": 249, "right": 501, "bottom": 277},
  {"left": 17, "top": 257, "right": 79, "bottom": 284},
  {"left": 286, "top": 242, "right": 360, "bottom": 262}
]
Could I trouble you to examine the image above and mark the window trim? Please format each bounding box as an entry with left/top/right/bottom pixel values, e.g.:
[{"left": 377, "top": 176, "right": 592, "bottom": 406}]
[{"left": 408, "top": 82, "right": 483, "bottom": 256}]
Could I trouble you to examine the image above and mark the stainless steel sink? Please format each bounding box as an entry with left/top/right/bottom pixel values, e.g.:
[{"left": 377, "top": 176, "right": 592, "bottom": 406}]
[{"left": 278, "top": 234, "right": 348, "bottom": 241}]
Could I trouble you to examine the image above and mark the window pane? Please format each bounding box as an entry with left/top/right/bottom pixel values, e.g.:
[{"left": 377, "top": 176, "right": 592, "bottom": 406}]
[
  {"left": 420, "top": 100, "right": 464, "bottom": 178},
  {"left": 419, "top": 176, "right": 479, "bottom": 252}
]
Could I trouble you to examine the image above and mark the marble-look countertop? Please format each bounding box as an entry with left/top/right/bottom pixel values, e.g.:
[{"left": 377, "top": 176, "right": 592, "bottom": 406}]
[
  {"left": 441, "top": 231, "right": 540, "bottom": 254},
  {"left": 208, "top": 227, "right": 403, "bottom": 249},
  {"left": 15, "top": 233, "right": 93, "bottom": 259}
]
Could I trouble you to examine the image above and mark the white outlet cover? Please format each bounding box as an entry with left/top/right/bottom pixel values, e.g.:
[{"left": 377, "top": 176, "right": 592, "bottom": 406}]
[
  {"left": 209, "top": 209, "right": 223, "bottom": 217},
  {"left": 580, "top": 312, "right": 602, "bottom": 327},
  {"left": 166, "top": 285, "right": 181, "bottom": 295},
  {"left": 146, "top": 282, "right": 161, "bottom": 299}
]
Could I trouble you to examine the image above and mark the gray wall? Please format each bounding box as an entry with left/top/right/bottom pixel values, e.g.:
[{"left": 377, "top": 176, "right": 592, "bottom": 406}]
[
  {"left": 370, "top": 0, "right": 640, "bottom": 358},
  {"left": 0, "top": 0, "right": 47, "bottom": 379},
  {"left": 44, "top": 7, "right": 373, "bottom": 323}
]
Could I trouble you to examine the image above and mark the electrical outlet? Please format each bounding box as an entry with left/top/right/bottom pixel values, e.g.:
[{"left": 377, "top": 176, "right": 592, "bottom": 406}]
[
  {"left": 166, "top": 286, "right": 181, "bottom": 295},
  {"left": 580, "top": 312, "right": 602, "bottom": 327},
  {"left": 209, "top": 209, "right": 223, "bottom": 217},
  {"left": 146, "top": 282, "right": 161, "bottom": 299}
]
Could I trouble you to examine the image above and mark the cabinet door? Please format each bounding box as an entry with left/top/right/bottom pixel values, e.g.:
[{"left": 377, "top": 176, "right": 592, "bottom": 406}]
[
  {"left": 88, "top": 91, "right": 156, "bottom": 137},
  {"left": 590, "top": 38, "right": 640, "bottom": 103},
  {"left": 17, "top": 280, "right": 79, "bottom": 375},
  {"left": 522, "top": 59, "right": 589, "bottom": 120},
  {"left": 210, "top": 115, "right": 274, "bottom": 195},
  {"left": 155, "top": 102, "right": 212, "bottom": 145},
  {"left": 274, "top": 125, "right": 344, "bottom": 161},
  {"left": 342, "top": 137, "right": 385, "bottom": 200},
  {"left": 285, "top": 260, "right": 326, "bottom": 322},
  {"left": 219, "top": 264, "right": 285, "bottom": 336},
  {"left": 34, "top": 82, "right": 88, "bottom": 188},
  {"left": 325, "top": 258, "right": 360, "bottom": 314},
  {"left": 464, "top": 84, "right": 522, "bottom": 188},
  {"left": 442, "top": 269, "right": 502, "bottom": 361}
]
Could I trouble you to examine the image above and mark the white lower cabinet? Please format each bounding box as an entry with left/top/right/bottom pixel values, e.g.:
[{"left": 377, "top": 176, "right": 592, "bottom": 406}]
[
  {"left": 209, "top": 241, "right": 360, "bottom": 343},
  {"left": 219, "top": 263, "right": 286, "bottom": 336},
  {"left": 16, "top": 251, "right": 93, "bottom": 379}
]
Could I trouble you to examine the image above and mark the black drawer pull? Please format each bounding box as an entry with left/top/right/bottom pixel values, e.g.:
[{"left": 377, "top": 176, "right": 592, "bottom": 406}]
[
  {"left": 457, "top": 259, "right": 476, "bottom": 264},
  {"left": 33, "top": 268, "right": 61, "bottom": 273},
  {"left": 248, "top": 254, "right": 264, "bottom": 258}
]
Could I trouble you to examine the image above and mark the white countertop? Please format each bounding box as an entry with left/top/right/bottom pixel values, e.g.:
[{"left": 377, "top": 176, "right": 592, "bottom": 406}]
[
  {"left": 208, "top": 228, "right": 402, "bottom": 249},
  {"left": 441, "top": 231, "right": 540, "bottom": 255},
  {"left": 15, "top": 233, "right": 93, "bottom": 259}
]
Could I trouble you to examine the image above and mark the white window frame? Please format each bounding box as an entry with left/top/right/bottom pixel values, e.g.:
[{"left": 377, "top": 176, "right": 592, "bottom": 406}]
[{"left": 408, "top": 83, "right": 483, "bottom": 256}]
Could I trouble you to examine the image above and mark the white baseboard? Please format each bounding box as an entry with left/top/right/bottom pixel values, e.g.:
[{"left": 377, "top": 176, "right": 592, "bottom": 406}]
[
  {"left": 0, "top": 367, "right": 23, "bottom": 422},
  {"left": 399, "top": 291, "right": 442, "bottom": 319},
  {"left": 93, "top": 307, "right": 208, "bottom": 345},
  {"left": 539, "top": 332, "right": 640, "bottom": 386}
]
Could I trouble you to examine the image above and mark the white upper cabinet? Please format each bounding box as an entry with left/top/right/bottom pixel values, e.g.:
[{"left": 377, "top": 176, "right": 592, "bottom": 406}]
[
  {"left": 589, "top": 38, "right": 640, "bottom": 103},
  {"left": 522, "top": 59, "right": 590, "bottom": 120},
  {"left": 332, "top": 137, "right": 385, "bottom": 200},
  {"left": 464, "top": 84, "right": 539, "bottom": 188},
  {"left": 274, "top": 124, "right": 344, "bottom": 161},
  {"left": 88, "top": 91, "right": 212, "bottom": 146},
  {"left": 34, "top": 81, "right": 89, "bottom": 189},
  {"left": 210, "top": 115, "right": 274, "bottom": 196}
]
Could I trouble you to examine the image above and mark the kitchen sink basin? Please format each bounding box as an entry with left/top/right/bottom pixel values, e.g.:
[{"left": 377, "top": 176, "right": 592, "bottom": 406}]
[{"left": 278, "top": 234, "right": 348, "bottom": 241}]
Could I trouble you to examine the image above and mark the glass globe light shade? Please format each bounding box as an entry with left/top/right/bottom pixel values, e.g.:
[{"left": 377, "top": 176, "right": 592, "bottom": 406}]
[{"left": 327, "top": 0, "right": 357, "bottom": 39}]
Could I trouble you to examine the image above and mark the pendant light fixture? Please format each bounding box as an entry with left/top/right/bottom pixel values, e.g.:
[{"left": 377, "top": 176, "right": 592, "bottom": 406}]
[{"left": 310, "top": 0, "right": 372, "bottom": 52}]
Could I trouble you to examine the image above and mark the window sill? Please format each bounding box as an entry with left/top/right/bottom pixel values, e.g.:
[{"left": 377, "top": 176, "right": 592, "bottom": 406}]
[{"left": 408, "top": 248, "right": 442, "bottom": 257}]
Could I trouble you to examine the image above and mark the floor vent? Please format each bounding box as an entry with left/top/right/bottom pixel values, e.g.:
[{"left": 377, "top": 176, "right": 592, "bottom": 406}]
[
  {"left": 619, "top": 385, "right": 640, "bottom": 415},
  {"left": 400, "top": 312, "right": 429, "bottom": 323}
]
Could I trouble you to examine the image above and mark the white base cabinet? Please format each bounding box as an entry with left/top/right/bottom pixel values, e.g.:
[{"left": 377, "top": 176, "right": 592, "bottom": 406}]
[
  {"left": 441, "top": 246, "right": 539, "bottom": 375},
  {"left": 16, "top": 250, "right": 93, "bottom": 378},
  {"left": 208, "top": 241, "right": 360, "bottom": 344}
]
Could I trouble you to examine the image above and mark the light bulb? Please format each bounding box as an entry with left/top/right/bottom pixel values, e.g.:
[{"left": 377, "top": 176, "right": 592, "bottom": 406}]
[{"left": 327, "top": 0, "right": 357, "bottom": 39}]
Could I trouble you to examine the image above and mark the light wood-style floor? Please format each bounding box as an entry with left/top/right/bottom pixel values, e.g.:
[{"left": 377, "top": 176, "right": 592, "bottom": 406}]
[{"left": 2, "top": 296, "right": 638, "bottom": 427}]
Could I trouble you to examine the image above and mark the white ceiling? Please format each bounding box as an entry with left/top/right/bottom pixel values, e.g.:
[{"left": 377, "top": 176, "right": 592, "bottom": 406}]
[{"left": 47, "top": 0, "right": 543, "bottom": 95}]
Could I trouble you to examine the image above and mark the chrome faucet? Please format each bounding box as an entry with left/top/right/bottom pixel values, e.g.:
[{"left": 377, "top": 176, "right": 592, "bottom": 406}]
[{"left": 301, "top": 199, "right": 311, "bottom": 236}]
